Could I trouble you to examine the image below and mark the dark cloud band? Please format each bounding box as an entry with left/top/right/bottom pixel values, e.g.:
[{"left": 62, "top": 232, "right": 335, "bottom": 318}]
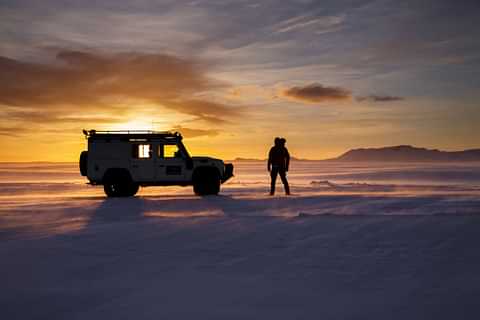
[
  {"left": 0, "top": 50, "right": 238, "bottom": 127},
  {"left": 282, "top": 83, "right": 351, "bottom": 103}
]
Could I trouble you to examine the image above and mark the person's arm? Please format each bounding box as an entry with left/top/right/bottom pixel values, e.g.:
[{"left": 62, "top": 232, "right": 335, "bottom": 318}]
[
  {"left": 267, "top": 148, "right": 273, "bottom": 172},
  {"left": 285, "top": 148, "right": 290, "bottom": 171}
]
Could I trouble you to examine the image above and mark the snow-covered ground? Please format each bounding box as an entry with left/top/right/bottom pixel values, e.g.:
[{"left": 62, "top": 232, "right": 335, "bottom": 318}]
[{"left": 1, "top": 161, "right": 480, "bottom": 319}]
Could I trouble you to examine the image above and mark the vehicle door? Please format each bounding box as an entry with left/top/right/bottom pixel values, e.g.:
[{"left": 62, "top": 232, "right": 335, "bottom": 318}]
[
  {"left": 130, "top": 143, "right": 156, "bottom": 182},
  {"left": 156, "top": 143, "right": 187, "bottom": 182}
]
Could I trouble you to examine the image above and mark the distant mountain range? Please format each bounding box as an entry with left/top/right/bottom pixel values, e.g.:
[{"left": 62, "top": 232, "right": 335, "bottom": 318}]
[
  {"left": 232, "top": 156, "right": 306, "bottom": 162},
  {"left": 231, "top": 146, "right": 480, "bottom": 162},
  {"left": 330, "top": 145, "right": 480, "bottom": 162}
]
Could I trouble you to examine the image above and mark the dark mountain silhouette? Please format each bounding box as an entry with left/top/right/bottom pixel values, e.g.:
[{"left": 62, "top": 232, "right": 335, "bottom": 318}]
[
  {"left": 232, "top": 157, "right": 265, "bottom": 161},
  {"left": 331, "top": 145, "right": 480, "bottom": 162},
  {"left": 233, "top": 156, "right": 306, "bottom": 161}
]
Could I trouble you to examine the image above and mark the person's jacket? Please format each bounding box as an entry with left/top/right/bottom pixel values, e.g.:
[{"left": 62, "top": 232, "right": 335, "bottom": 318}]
[{"left": 268, "top": 146, "right": 290, "bottom": 170}]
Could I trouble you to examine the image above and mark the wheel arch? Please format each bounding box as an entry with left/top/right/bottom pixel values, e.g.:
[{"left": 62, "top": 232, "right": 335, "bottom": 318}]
[{"left": 102, "top": 167, "right": 133, "bottom": 184}]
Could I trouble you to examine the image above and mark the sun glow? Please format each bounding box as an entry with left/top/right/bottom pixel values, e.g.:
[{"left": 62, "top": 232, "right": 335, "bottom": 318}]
[
  {"left": 108, "top": 118, "right": 169, "bottom": 132},
  {"left": 110, "top": 119, "right": 154, "bottom": 131},
  {"left": 104, "top": 106, "right": 189, "bottom": 132}
]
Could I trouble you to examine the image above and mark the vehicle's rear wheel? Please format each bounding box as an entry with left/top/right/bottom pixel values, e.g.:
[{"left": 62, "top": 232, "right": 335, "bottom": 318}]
[
  {"left": 193, "top": 168, "right": 220, "bottom": 196},
  {"left": 103, "top": 180, "right": 124, "bottom": 197},
  {"left": 103, "top": 170, "right": 138, "bottom": 197}
]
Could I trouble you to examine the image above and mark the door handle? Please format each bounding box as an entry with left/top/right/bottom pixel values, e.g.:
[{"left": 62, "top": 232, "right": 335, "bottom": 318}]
[{"left": 158, "top": 165, "right": 165, "bottom": 167}]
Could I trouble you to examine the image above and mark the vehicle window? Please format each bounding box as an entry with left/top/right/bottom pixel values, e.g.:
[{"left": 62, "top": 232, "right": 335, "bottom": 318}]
[
  {"left": 132, "top": 144, "right": 151, "bottom": 159},
  {"left": 164, "top": 144, "right": 182, "bottom": 158}
]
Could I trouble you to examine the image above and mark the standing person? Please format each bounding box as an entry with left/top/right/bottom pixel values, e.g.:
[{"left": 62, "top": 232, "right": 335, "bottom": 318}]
[{"left": 268, "top": 137, "right": 291, "bottom": 195}]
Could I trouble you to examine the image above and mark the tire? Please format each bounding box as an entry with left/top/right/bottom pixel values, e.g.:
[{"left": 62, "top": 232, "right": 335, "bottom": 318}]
[
  {"left": 104, "top": 182, "right": 123, "bottom": 197},
  {"left": 193, "top": 168, "right": 220, "bottom": 196},
  {"left": 103, "top": 170, "right": 137, "bottom": 197},
  {"left": 127, "top": 183, "right": 139, "bottom": 197},
  {"left": 79, "top": 151, "right": 88, "bottom": 176}
]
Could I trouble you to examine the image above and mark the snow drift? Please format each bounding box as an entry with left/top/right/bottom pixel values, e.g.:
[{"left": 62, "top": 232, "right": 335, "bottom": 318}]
[{"left": 1, "top": 161, "right": 479, "bottom": 319}]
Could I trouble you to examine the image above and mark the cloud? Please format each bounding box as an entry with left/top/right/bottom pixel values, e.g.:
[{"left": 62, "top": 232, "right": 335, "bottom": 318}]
[
  {"left": 0, "top": 126, "right": 30, "bottom": 137},
  {"left": 0, "top": 49, "right": 238, "bottom": 127},
  {"left": 167, "top": 99, "right": 241, "bottom": 124},
  {"left": 171, "top": 125, "right": 219, "bottom": 138},
  {"left": 356, "top": 95, "right": 405, "bottom": 103},
  {"left": 282, "top": 83, "right": 351, "bottom": 103}
]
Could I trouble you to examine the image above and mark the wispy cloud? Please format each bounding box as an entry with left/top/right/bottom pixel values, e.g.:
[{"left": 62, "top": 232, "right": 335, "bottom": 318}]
[
  {"left": 0, "top": 126, "right": 30, "bottom": 137},
  {"left": 171, "top": 125, "right": 219, "bottom": 138},
  {"left": 275, "top": 14, "right": 345, "bottom": 33},
  {"left": 356, "top": 95, "right": 405, "bottom": 103}
]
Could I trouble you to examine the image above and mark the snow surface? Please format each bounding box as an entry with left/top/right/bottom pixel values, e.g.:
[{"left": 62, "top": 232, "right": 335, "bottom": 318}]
[{"left": 1, "top": 161, "right": 480, "bottom": 319}]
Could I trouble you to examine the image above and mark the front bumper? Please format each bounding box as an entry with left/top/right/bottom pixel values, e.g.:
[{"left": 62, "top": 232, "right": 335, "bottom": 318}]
[{"left": 221, "top": 163, "right": 234, "bottom": 183}]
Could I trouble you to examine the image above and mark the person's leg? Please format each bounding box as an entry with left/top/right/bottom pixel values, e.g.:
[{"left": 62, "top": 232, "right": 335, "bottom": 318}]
[
  {"left": 270, "top": 167, "right": 278, "bottom": 195},
  {"left": 279, "top": 170, "right": 290, "bottom": 195}
]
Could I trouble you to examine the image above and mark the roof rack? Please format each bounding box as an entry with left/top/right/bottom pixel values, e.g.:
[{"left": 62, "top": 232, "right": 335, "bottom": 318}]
[{"left": 83, "top": 129, "right": 182, "bottom": 139}]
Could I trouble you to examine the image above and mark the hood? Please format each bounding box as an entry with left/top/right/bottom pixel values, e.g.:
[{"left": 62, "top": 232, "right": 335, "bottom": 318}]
[{"left": 191, "top": 156, "right": 223, "bottom": 163}]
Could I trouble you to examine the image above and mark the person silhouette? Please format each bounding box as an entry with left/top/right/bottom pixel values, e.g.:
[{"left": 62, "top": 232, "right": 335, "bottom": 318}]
[{"left": 268, "top": 137, "right": 290, "bottom": 195}]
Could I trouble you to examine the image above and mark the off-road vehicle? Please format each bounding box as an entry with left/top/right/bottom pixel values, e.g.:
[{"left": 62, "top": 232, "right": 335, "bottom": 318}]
[{"left": 79, "top": 130, "right": 233, "bottom": 197}]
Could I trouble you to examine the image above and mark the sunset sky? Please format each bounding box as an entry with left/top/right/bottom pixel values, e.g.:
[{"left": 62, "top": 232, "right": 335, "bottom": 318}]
[{"left": 1, "top": 0, "right": 479, "bottom": 161}]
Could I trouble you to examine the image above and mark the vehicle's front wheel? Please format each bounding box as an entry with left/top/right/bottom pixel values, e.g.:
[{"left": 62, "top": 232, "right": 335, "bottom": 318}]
[{"left": 193, "top": 168, "right": 220, "bottom": 196}]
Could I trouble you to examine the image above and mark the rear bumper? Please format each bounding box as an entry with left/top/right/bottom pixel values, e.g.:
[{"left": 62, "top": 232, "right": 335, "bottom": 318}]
[{"left": 221, "top": 163, "right": 234, "bottom": 183}]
